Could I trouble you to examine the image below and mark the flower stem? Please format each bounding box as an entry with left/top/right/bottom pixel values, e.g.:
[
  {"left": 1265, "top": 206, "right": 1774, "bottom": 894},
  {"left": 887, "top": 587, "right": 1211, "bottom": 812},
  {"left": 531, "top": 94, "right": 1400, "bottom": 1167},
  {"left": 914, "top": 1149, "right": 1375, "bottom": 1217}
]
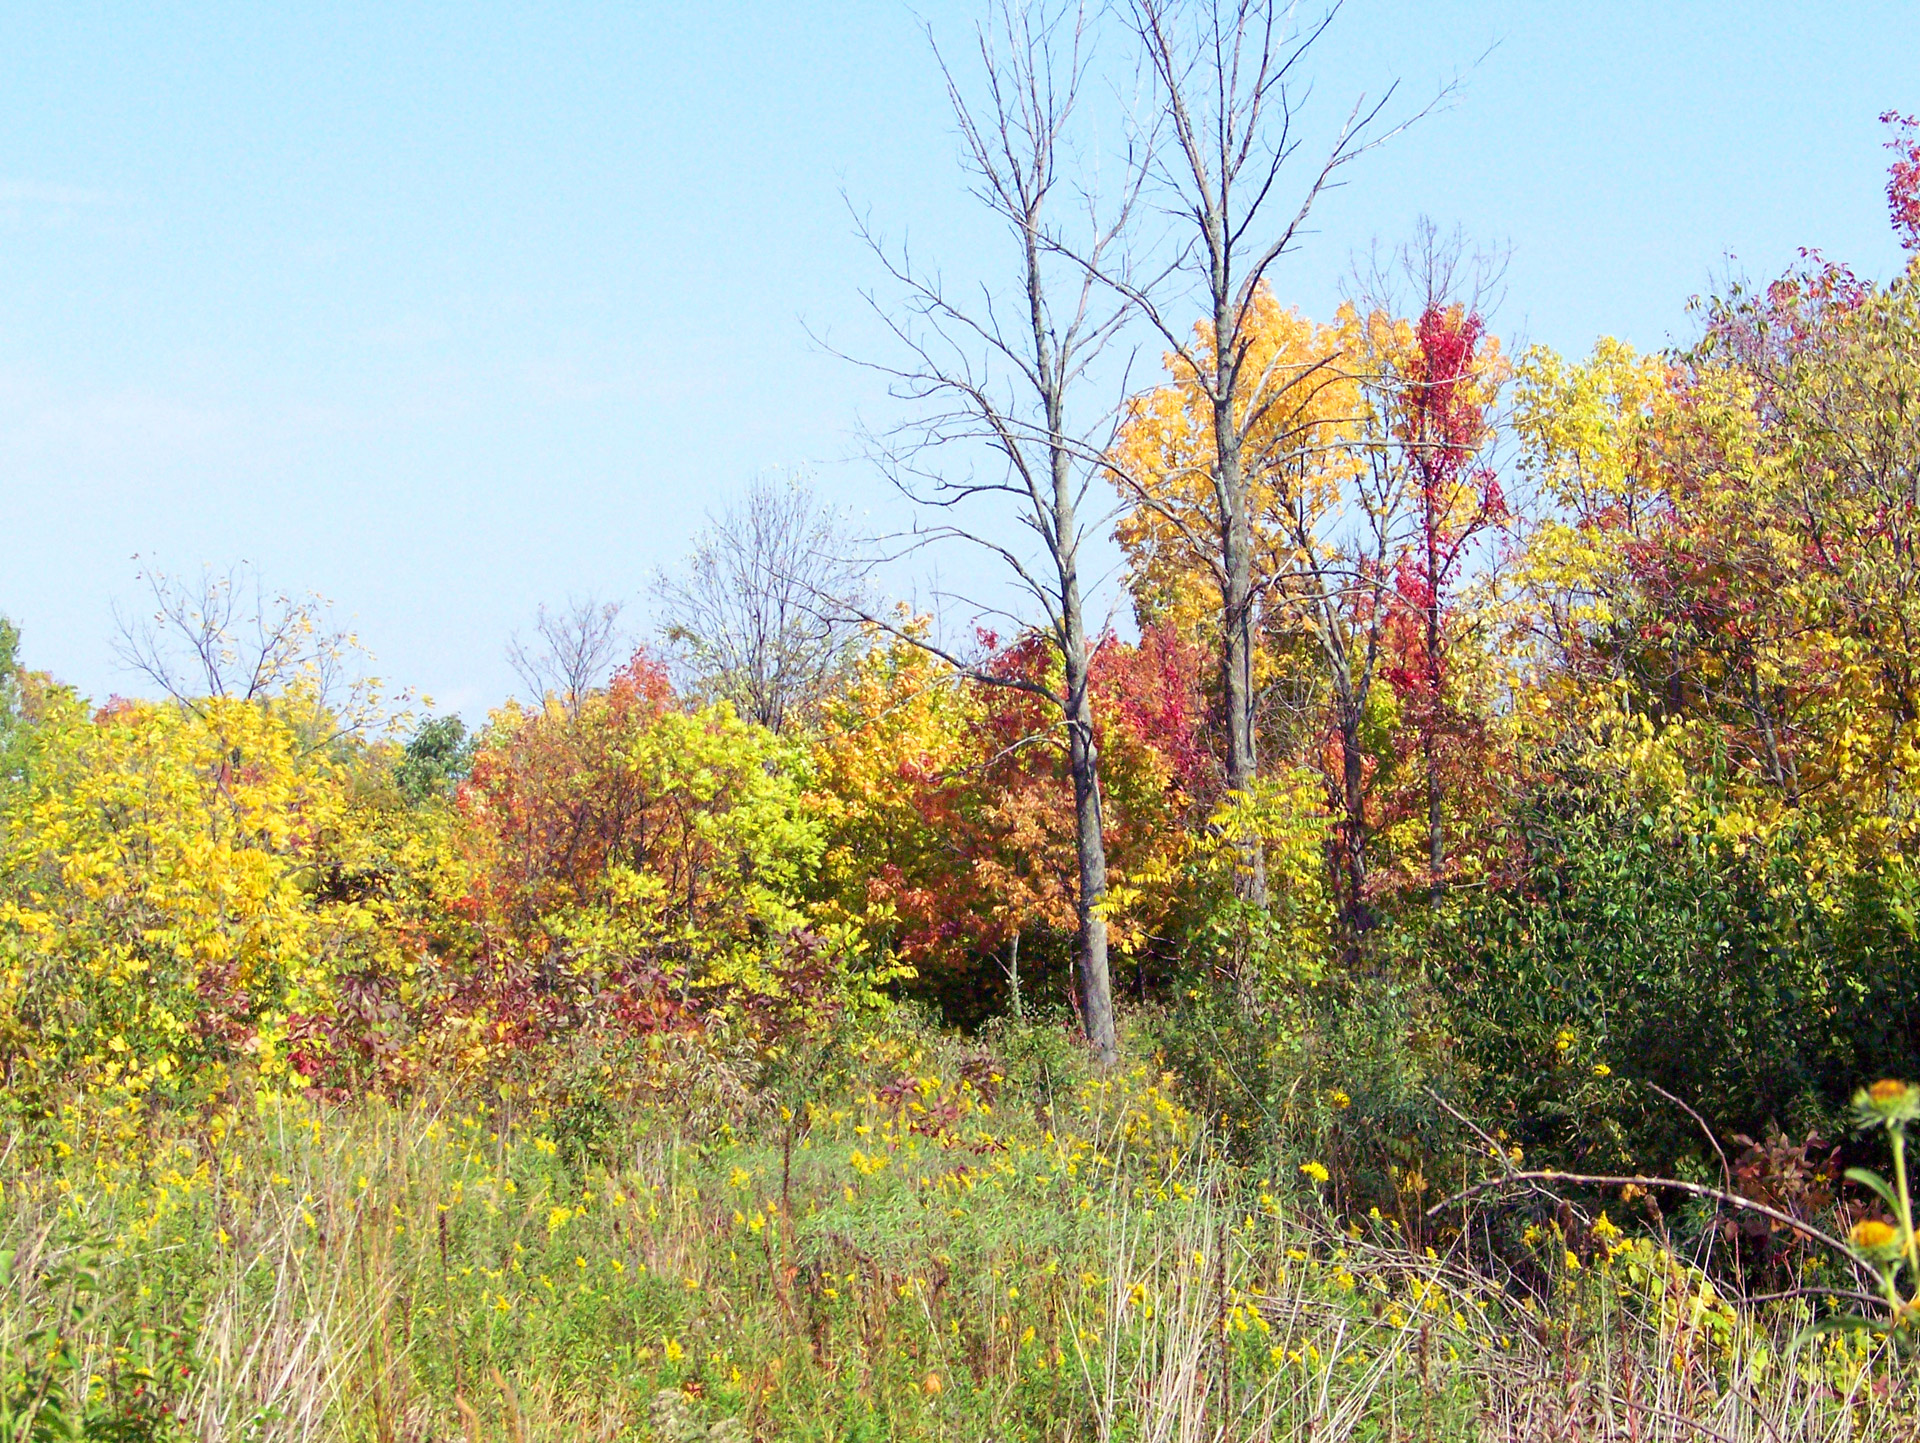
[{"left": 1893, "top": 1122, "right": 1918, "bottom": 1304}]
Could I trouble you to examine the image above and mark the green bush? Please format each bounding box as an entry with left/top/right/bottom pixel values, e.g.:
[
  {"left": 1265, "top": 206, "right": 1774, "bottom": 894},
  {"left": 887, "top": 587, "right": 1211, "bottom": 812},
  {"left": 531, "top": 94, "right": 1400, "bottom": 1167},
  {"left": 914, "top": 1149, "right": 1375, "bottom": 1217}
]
[{"left": 1432, "top": 761, "right": 1920, "bottom": 1178}]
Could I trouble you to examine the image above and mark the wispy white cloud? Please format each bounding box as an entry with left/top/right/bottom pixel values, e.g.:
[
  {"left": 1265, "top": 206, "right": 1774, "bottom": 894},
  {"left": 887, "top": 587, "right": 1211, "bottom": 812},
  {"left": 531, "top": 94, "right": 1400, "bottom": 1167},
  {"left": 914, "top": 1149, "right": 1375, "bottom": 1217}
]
[
  {"left": 0, "top": 179, "right": 121, "bottom": 207},
  {"left": 0, "top": 367, "right": 241, "bottom": 472}
]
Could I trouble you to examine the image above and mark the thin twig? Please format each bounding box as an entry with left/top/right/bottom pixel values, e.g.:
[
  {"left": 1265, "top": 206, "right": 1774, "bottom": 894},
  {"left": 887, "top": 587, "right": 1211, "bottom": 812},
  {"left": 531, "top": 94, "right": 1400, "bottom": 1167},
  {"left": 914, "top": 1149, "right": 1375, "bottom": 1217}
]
[
  {"left": 1647, "top": 1082, "right": 1732, "bottom": 1196},
  {"left": 1429, "top": 1170, "right": 1869, "bottom": 1290}
]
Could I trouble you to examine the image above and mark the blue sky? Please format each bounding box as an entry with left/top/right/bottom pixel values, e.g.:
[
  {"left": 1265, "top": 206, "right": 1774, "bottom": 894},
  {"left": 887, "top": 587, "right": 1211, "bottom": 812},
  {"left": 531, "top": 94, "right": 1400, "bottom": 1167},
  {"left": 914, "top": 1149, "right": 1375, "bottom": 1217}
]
[{"left": 2, "top": 1, "right": 1912, "bottom": 717}]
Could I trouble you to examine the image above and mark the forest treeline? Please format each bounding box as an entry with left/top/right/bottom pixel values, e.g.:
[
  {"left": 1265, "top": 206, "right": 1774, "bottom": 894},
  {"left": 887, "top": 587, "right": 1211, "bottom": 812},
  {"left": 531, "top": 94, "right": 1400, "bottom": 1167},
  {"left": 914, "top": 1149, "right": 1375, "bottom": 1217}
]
[{"left": 4, "top": 109, "right": 1919, "bottom": 1199}]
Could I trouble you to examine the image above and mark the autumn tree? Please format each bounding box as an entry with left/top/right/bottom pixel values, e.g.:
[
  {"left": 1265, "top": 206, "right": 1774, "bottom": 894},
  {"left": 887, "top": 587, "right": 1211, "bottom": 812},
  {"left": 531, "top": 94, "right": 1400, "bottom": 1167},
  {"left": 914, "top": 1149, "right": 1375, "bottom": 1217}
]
[
  {"left": 1091, "top": 0, "right": 1427, "bottom": 911},
  {"left": 1671, "top": 250, "right": 1920, "bottom": 839},
  {"left": 1514, "top": 232, "right": 1920, "bottom": 857},
  {"left": 456, "top": 653, "right": 833, "bottom": 1049},
  {"left": 1234, "top": 301, "right": 1426, "bottom": 942},
  {"left": 1112, "top": 289, "right": 1358, "bottom": 665},
  {"left": 0, "top": 686, "right": 445, "bottom": 1108},
  {"left": 806, "top": 627, "right": 1199, "bottom": 1025},
  {"left": 1364, "top": 232, "right": 1507, "bottom": 901},
  {"left": 1508, "top": 339, "right": 1669, "bottom": 677},
  {"left": 1885, "top": 109, "right": 1920, "bottom": 252},
  {"left": 1114, "top": 262, "right": 1505, "bottom": 946},
  {"left": 805, "top": 632, "right": 986, "bottom": 991},
  {"left": 1515, "top": 335, "right": 1815, "bottom": 801}
]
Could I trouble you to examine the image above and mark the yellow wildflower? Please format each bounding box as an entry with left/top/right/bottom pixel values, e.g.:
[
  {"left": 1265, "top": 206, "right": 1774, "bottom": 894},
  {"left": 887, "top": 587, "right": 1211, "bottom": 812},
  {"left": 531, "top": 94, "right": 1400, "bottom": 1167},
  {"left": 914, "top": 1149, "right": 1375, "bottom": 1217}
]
[{"left": 1851, "top": 1219, "right": 1900, "bottom": 1254}]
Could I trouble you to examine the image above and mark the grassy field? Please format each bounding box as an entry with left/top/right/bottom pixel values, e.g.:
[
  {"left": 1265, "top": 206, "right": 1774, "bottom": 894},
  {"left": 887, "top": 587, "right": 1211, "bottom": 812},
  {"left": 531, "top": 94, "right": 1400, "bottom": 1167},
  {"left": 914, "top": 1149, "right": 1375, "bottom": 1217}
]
[{"left": 1, "top": 1022, "right": 1912, "bottom": 1442}]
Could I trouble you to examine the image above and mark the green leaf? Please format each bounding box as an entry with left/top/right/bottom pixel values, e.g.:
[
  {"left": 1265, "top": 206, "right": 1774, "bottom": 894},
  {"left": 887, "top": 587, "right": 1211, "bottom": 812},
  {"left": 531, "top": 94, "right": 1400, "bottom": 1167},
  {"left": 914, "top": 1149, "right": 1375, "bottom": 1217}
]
[{"left": 1843, "top": 1166, "right": 1901, "bottom": 1212}]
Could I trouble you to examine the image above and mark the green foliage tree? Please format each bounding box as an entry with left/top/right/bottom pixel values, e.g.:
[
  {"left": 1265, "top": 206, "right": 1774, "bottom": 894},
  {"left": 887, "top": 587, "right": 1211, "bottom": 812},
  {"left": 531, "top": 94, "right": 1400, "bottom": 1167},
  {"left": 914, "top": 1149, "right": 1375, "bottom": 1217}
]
[
  {"left": 1435, "top": 725, "right": 1920, "bottom": 1176},
  {"left": 0, "top": 617, "right": 24, "bottom": 793},
  {"left": 393, "top": 713, "right": 475, "bottom": 804}
]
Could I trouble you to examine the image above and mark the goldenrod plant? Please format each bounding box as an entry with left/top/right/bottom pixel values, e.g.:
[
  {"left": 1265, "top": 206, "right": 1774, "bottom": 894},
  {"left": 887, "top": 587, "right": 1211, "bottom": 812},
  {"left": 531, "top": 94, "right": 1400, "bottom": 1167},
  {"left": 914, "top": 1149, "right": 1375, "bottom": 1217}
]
[{"left": 1816, "top": 1079, "right": 1920, "bottom": 1342}]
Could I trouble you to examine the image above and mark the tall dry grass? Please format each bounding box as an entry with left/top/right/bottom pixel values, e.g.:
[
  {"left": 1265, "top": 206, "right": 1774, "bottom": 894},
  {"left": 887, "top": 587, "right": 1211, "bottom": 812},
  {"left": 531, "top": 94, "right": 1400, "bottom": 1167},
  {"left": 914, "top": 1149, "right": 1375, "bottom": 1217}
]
[
  {"left": 1076, "top": 1152, "right": 1907, "bottom": 1443},
  {"left": 1, "top": 1061, "right": 1913, "bottom": 1440}
]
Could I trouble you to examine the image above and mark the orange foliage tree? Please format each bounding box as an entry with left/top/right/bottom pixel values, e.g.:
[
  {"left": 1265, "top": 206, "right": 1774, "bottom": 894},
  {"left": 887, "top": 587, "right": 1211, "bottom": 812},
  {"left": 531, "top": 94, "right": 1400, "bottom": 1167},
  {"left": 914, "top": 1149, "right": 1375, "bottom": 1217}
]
[
  {"left": 806, "top": 629, "right": 1199, "bottom": 1025},
  {"left": 447, "top": 653, "right": 844, "bottom": 1065}
]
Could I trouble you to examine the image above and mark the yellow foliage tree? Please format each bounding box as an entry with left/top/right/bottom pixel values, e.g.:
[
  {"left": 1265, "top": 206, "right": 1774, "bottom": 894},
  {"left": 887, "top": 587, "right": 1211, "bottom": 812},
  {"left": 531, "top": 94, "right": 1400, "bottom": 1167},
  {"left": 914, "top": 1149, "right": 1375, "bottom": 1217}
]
[
  {"left": 1111, "top": 286, "right": 1362, "bottom": 666},
  {"left": 0, "top": 685, "right": 442, "bottom": 1120}
]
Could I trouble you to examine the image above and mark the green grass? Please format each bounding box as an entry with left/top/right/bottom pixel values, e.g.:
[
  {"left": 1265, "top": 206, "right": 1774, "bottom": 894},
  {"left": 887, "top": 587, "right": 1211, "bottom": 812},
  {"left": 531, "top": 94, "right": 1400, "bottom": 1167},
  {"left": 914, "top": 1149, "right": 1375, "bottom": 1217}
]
[{"left": 2, "top": 1024, "right": 1913, "bottom": 1441}]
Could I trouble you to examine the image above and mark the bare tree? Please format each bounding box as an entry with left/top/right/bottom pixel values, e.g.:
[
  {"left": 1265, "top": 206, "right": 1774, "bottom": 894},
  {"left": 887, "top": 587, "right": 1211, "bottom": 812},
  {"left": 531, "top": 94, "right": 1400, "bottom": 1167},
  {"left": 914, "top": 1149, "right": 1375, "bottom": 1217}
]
[
  {"left": 506, "top": 596, "right": 627, "bottom": 715},
  {"left": 653, "top": 473, "right": 868, "bottom": 735},
  {"left": 838, "top": 0, "right": 1145, "bottom": 1065},
  {"left": 112, "top": 562, "right": 378, "bottom": 737},
  {"left": 1089, "top": 0, "right": 1439, "bottom": 928}
]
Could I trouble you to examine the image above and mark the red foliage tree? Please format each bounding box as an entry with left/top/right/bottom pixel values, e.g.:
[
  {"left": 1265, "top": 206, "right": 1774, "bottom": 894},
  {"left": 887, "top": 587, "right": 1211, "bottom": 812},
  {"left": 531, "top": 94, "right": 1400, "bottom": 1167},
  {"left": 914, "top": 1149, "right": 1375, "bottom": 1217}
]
[
  {"left": 449, "top": 652, "right": 832, "bottom": 1054},
  {"left": 1093, "top": 622, "right": 1216, "bottom": 805},
  {"left": 1381, "top": 303, "right": 1506, "bottom": 897},
  {"left": 810, "top": 626, "right": 1206, "bottom": 1023},
  {"left": 1884, "top": 110, "right": 1920, "bottom": 252}
]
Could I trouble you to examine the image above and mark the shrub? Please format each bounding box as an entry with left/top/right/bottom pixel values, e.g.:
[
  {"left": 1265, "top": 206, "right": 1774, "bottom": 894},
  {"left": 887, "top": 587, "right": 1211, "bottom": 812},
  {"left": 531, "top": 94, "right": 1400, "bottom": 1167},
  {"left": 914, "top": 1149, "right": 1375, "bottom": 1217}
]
[
  {"left": 1432, "top": 754, "right": 1920, "bottom": 1179},
  {"left": 0, "top": 688, "right": 436, "bottom": 1122}
]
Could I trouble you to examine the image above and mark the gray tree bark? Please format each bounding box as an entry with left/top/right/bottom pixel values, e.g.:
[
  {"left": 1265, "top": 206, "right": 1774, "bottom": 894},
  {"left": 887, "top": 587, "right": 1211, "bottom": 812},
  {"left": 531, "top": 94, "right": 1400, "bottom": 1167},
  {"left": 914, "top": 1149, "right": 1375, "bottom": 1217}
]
[
  {"left": 840, "top": 0, "right": 1141, "bottom": 1065},
  {"left": 1109, "top": 0, "right": 1415, "bottom": 984}
]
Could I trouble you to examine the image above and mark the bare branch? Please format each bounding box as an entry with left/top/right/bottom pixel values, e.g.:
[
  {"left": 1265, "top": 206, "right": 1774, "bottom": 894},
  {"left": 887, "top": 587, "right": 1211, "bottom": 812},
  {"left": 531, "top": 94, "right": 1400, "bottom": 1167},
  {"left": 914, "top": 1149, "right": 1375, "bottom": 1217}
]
[
  {"left": 507, "top": 596, "right": 628, "bottom": 717},
  {"left": 653, "top": 472, "right": 872, "bottom": 734},
  {"left": 835, "top": 0, "right": 1144, "bottom": 1060},
  {"left": 111, "top": 561, "right": 386, "bottom": 744},
  {"left": 1428, "top": 1169, "right": 1868, "bottom": 1286}
]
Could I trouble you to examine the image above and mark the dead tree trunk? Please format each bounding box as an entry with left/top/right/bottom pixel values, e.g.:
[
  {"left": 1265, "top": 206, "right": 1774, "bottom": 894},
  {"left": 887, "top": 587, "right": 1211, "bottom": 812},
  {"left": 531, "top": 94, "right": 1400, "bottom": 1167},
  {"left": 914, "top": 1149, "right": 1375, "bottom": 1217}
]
[
  {"left": 1084, "top": 0, "right": 1428, "bottom": 997},
  {"left": 841, "top": 0, "right": 1142, "bottom": 1065}
]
